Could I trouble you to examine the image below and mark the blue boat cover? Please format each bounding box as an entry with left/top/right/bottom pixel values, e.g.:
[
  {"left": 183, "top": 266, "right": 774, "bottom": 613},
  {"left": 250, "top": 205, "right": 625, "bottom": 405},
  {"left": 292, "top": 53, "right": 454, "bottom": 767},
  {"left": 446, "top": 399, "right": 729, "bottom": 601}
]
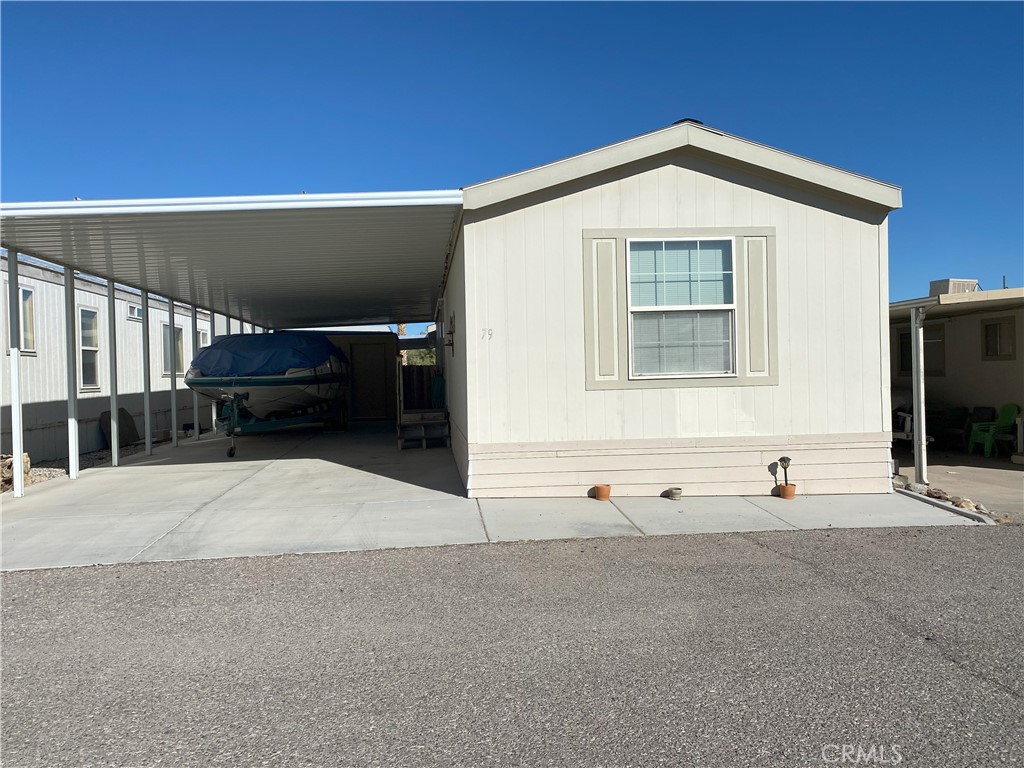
[{"left": 190, "top": 332, "right": 347, "bottom": 377}]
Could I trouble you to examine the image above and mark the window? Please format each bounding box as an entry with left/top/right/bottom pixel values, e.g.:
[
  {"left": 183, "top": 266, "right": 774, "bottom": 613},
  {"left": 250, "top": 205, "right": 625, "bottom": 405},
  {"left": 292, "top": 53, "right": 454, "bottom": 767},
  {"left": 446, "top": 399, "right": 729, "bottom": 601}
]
[
  {"left": 897, "top": 325, "right": 946, "bottom": 376},
  {"left": 982, "top": 317, "right": 1016, "bottom": 361},
  {"left": 584, "top": 228, "right": 776, "bottom": 390},
  {"left": 628, "top": 239, "right": 735, "bottom": 377},
  {"left": 5, "top": 286, "right": 36, "bottom": 354},
  {"left": 19, "top": 288, "right": 36, "bottom": 352},
  {"left": 163, "top": 324, "right": 184, "bottom": 374},
  {"left": 128, "top": 303, "right": 143, "bottom": 321},
  {"left": 79, "top": 308, "right": 100, "bottom": 389},
  {"left": 198, "top": 329, "right": 210, "bottom": 349}
]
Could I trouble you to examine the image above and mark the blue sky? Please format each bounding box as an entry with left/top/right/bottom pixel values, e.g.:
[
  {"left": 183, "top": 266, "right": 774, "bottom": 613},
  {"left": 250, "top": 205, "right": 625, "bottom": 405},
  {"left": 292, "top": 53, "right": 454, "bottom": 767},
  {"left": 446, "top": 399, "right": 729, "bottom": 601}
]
[{"left": 2, "top": 2, "right": 1021, "bottom": 301}]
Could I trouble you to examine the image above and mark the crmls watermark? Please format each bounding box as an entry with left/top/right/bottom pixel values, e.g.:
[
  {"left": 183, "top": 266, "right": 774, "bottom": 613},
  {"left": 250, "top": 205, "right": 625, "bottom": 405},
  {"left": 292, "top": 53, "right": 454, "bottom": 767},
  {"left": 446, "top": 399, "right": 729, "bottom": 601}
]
[{"left": 821, "top": 744, "right": 903, "bottom": 765}]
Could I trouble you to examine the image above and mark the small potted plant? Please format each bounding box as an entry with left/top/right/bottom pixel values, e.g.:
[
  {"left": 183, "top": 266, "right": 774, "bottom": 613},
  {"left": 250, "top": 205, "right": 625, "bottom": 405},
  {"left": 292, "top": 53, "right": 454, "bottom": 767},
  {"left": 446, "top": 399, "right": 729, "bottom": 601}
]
[{"left": 778, "top": 456, "right": 797, "bottom": 499}]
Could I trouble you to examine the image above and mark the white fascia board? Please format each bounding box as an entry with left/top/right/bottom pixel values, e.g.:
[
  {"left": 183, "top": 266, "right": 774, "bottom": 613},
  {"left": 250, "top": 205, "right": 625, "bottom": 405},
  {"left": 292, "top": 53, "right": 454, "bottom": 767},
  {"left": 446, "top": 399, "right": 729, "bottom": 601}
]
[
  {"left": 0, "top": 189, "right": 464, "bottom": 218},
  {"left": 889, "top": 296, "right": 939, "bottom": 319},
  {"left": 463, "top": 124, "right": 695, "bottom": 209},
  {"left": 937, "top": 287, "right": 1024, "bottom": 306},
  {"left": 686, "top": 129, "right": 902, "bottom": 210},
  {"left": 463, "top": 122, "right": 902, "bottom": 211}
]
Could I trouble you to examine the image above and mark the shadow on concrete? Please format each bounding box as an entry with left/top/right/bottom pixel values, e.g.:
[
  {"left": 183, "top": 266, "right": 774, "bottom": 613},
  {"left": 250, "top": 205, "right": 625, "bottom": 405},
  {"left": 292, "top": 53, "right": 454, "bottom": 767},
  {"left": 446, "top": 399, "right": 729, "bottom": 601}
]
[{"left": 114, "top": 420, "right": 467, "bottom": 500}]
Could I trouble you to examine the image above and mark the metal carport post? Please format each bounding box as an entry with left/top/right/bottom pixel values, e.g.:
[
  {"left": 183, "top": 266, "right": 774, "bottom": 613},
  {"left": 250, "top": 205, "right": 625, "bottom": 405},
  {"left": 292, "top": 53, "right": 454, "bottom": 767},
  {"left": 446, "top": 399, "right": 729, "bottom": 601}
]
[
  {"left": 909, "top": 304, "right": 929, "bottom": 485},
  {"left": 6, "top": 251, "right": 25, "bottom": 497},
  {"left": 64, "top": 266, "right": 79, "bottom": 479},
  {"left": 191, "top": 304, "right": 201, "bottom": 440},
  {"left": 107, "top": 281, "right": 119, "bottom": 467}
]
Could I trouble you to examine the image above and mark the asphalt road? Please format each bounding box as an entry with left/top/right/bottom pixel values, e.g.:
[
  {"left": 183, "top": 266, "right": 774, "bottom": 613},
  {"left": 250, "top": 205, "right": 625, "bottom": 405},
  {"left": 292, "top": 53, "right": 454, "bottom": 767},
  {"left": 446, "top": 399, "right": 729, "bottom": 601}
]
[{"left": 3, "top": 527, "right": 1022, "bottom": 768}]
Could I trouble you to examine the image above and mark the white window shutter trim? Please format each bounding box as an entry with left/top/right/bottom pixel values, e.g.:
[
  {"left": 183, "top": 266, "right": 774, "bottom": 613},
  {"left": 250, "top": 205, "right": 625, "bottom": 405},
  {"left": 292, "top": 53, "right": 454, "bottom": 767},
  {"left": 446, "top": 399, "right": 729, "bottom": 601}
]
[
  {"left": 744, "top": 237, "right": 770, "bottom": 376},
  {"left": 593, "top": 239, "right": 619, "bottom": 379}
]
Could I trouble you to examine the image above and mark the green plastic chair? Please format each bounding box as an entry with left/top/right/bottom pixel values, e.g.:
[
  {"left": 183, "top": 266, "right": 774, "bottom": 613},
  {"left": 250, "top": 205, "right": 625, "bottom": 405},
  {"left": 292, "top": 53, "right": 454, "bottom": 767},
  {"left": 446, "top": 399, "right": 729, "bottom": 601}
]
[{"left": 967, "top": 403, "right": 1021, "bottom": 458}]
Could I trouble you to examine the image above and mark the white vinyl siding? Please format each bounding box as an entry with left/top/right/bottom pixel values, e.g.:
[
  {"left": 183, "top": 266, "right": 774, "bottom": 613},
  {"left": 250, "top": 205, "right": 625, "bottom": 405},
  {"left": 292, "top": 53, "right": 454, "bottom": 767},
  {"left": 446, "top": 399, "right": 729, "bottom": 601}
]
[
  {"left": 464, "top": 161, "right": 886, "bottom": 450},
  {"left": 79, "top": 308, "right": 100, "bottom": 390},
  {"left": 162, "top": 324, "right": 184, "bottom": 375},
  {"left": 628, "top": 239, "right": 735, "bottom": 378}
]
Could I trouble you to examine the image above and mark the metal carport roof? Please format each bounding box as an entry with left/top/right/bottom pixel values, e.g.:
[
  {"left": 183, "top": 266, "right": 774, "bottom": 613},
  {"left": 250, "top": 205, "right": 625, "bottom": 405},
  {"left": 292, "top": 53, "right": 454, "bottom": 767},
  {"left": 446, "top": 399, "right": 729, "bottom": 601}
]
[{"left": 0, "top": 190, "right": 463, "bottom": 327}]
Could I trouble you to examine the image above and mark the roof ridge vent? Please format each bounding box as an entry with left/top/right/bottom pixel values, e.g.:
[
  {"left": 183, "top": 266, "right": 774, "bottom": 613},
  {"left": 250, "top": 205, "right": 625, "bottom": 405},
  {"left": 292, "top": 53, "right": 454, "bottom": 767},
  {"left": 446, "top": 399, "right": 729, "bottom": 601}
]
[{"left": 673, "top": 118, "right": 704, "bottom": 126}]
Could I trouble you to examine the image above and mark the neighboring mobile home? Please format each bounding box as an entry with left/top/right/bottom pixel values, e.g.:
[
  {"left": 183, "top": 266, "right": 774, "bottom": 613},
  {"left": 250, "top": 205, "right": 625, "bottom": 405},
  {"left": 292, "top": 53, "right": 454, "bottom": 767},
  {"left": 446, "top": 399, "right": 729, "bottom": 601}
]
[
  {"left": 1, "top": 255, "right": 221, "bottom": 459},
  {"left": 2, "top": 121, "right": 903, "bottom": 497},
  {"left": 889, "top": 280, "right": 1024, "bottom": 447}
]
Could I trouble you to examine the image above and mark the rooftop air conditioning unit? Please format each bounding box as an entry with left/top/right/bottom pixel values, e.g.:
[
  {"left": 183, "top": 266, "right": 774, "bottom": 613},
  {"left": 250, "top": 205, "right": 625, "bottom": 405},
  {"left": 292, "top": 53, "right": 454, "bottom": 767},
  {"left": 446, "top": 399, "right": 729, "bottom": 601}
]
[{"left": 929, "top": 278, "right": 978, "bottom": 297}]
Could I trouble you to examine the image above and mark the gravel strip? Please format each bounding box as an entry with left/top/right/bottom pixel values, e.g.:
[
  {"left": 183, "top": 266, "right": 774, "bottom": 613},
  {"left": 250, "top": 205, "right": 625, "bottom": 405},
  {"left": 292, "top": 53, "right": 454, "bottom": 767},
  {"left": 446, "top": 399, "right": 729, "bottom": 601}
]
[{"left": 27, "top": 443, "right": 154, "bottom": 485}]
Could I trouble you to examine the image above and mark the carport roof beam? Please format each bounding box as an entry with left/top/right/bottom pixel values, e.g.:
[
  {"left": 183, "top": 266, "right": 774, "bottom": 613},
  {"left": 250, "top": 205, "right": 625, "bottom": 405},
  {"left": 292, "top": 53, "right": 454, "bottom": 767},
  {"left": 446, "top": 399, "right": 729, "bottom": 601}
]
[
  {"left": 0, "top": 190, "right": 464, "bottom": 217},
  {"left": 1, "top": 190, "right": 464, "bottom": 328}
]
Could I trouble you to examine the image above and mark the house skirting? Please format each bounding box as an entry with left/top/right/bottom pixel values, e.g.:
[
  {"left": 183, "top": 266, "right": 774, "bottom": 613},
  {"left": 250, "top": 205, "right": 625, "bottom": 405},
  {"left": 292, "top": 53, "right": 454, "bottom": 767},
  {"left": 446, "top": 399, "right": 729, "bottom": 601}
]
[{"left": 465, "top": 433, "right": 892, "bottom": 498}]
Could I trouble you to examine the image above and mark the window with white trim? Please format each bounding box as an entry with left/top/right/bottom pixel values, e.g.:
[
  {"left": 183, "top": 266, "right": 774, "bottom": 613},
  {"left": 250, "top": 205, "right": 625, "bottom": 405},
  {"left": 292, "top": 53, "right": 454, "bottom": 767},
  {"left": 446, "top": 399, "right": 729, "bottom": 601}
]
[
  {"left": 2, "top": 285, "right": 36, "bottom": 354},
  {"left": 198, "top": 329, "right": 210, "bottom": 349},
  {"left": 583, "top": 227, "right": 776, "bottom": 391},
  {"left": 628, "top": 238, "right": 735, "bottom": 377},
  {"left": 79, "top": 308, "right": 100, "bottom": 390},
  {"left": 14, "top": 286, "right": 37, "bottom": 353},
  {"left": 128, "top": 303, "right": 143, "bottom": 321},
  {"left": 162, "top": 324, "right": 184, "bottom": 374}
]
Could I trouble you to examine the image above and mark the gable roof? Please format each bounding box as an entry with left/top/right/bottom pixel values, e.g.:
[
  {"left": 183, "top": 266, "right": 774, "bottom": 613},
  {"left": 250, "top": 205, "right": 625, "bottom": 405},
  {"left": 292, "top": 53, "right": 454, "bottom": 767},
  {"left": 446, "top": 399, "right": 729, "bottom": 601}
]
[{"left": 463, "top": 120, "right": 902, "bottom": 212}]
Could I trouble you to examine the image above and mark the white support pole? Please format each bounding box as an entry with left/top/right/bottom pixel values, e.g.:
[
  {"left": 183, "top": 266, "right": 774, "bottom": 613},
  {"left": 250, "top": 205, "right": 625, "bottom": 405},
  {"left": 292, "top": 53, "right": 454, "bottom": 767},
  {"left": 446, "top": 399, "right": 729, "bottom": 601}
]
[
  {"left": 191, "top": 304, "right": 200, "bottom": 440},
  {"left": 211, "top": 312, "right": 221, "bottom": 431},
  {"left": 910, "top": 306, "right": 928, "bottom": 486},
  {"left": 6, "top": 251, "right": 25, "bottom": 497},
  {"left": 168, "top": 298, "right": 178, "bottom": 447},
  {"left": 141, "top": 292, "right": 153, "bottom": 456},
  {"left": 107, "top": 281, "right": 120, "bottom": 467},
  {"left": 64, "top": 268, "right": 79, "bottom": 479}
]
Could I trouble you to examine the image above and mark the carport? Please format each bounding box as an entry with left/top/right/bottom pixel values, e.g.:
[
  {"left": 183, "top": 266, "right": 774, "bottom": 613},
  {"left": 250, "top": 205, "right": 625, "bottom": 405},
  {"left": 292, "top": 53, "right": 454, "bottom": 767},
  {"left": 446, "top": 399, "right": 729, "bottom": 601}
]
[{"left": 2, "top": 190, "right": 463, "bottom": 496}]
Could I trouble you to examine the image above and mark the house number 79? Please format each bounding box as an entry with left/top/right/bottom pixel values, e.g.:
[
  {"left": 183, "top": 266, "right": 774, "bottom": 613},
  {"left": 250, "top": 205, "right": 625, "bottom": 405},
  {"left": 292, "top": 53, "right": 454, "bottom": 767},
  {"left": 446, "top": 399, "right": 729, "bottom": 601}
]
[{"left": 481, "top": 328, "right": 493, "bottom": 339}]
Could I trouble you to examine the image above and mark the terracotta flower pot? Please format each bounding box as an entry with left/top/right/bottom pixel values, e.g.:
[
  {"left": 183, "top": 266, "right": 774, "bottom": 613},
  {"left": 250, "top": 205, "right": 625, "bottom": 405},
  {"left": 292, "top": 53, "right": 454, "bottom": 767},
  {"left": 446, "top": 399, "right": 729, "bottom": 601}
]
[
  {"left": 594, "top": 484, "right": 611, "bottom": 501},
  {"left": 779, "top": 483, "right": 797, "bottom": 500}
]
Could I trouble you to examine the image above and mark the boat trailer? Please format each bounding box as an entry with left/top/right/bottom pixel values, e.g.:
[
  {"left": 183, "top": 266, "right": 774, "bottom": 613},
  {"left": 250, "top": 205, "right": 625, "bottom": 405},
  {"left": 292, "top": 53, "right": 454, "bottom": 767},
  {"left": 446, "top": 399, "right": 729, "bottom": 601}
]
[{"left": 217, "top": 392, "right": 346, "bottom": 457}]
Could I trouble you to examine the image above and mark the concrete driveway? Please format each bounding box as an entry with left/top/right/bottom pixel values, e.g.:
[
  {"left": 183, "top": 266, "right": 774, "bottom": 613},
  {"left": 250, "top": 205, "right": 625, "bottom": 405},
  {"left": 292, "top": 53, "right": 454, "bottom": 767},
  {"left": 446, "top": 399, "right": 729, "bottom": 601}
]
[
  {"left": 893, "top": 442, "right": 1024, "bottom": 524},
  {"left": 2, "top": 425, "right": 980, "bottom": 571}
]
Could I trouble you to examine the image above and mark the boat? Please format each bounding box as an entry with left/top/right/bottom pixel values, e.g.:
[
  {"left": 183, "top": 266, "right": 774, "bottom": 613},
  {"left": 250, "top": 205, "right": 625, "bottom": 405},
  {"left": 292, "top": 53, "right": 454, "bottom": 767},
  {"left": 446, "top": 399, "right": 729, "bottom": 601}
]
[{"left": 185, "top": 331, "right": 350, "bottom": 421}]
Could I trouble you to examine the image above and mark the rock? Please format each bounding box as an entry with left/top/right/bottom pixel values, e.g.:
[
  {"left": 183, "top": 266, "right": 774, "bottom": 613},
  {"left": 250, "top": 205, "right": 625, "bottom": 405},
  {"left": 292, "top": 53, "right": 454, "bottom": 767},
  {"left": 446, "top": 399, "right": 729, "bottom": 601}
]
[
  {"left": 892, "top": 475, "right": 908, "bottom": 490},
  {"left": 976, "top": 503, "right": 988, "bottom": 513},
  {"left": 908, "top": 483, "right": 929, "bottom": 494},
  {"left": 926, "top": 487, "right": 950, "bottom": 501},
  {"left": 954, "top": 498, "right": 977, "bottom": 512},
  {"left": 1, "top": 453, "right": 31, "bottom": 493}
]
